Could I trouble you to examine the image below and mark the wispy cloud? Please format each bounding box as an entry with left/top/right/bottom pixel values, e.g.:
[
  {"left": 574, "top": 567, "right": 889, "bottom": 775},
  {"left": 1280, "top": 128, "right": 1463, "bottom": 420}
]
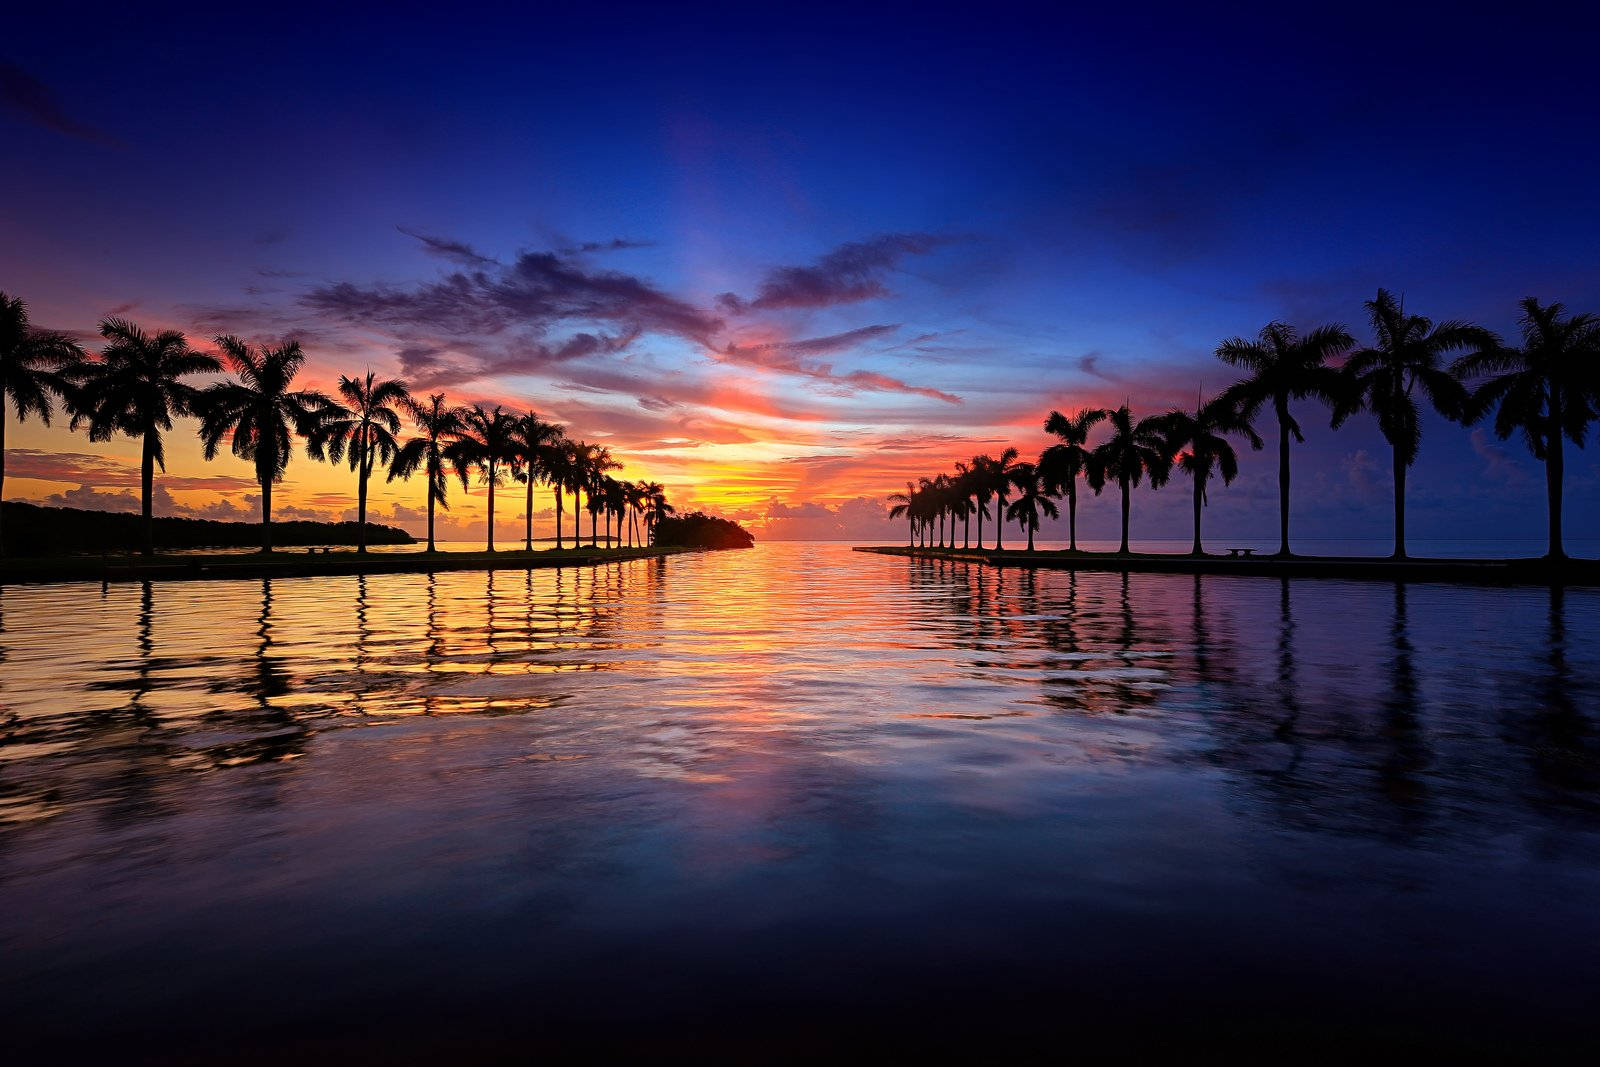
[
  {"left": 719, "top": 325, "right": 961, "bottom": 403},
  {"left": 719, "top": 233, "right": 949, "bottom": 313},
  {"left": 0, "top": 61, "right": 117, "bottom": 145},
  {"left": 397, "top": 226, "right": 497, "bottom": 266}
]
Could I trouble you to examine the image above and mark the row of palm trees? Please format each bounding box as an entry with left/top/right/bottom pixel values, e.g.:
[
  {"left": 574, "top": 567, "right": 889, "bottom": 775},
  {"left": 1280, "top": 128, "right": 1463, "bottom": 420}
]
[
  {"left": 890, "top": 292, "right": 1600, "bottom": 560},
  {"left": 0, "top": 293, "right": 676, "bottom": 556}
]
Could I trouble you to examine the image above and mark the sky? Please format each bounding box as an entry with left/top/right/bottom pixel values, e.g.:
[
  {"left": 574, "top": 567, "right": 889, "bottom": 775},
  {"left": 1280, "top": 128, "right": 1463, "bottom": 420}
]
[{"left": 4, "top": 2, "right": 1599, "bottom": 544}]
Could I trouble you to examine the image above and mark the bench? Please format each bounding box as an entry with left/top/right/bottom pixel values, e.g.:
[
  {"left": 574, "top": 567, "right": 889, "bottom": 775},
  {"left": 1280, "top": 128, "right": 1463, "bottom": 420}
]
[{"left": 1226, "top": 547, "right": 1256, "bottom": 558}]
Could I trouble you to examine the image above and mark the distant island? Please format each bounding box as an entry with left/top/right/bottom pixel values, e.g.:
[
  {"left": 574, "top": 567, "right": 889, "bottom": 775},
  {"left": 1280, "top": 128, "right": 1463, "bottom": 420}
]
[
  {"left": 653, "top": 512, "right": 755, "bottom": 550},
  {"left": 1, "top": 501, "right": 414, "bottom": 556}
]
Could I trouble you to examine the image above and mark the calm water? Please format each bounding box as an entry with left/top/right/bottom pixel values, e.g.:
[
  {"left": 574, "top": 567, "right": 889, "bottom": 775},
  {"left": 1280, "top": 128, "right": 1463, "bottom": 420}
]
[{"left": 3, "top": 544, "right": 1599, "bottom": 1057}]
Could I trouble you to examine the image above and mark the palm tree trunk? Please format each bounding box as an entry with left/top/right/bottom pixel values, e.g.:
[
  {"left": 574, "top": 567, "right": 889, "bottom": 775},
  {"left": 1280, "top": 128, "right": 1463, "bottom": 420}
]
[
  {"left": 525, "top": 476, "right": 534, "bottom": 551},
  {"left": 963, "top": 512, "right": 970, "bottom": 549},
  {"left": 426, "top": 478, "right": 436, "bottom": 552},
  {"left": 589, "top": 505, "right": 597, "bottom": 548},
  {"left": 141, "top": 430, "right": 156, "bottom": 556},
  {"left": 1276, "top": 405, "right": 1291, "bottom": 557},
  {"left": 260, "top": 476, "right": 273, "bottom": 553},
  {"left": 974, "top": 498, "right": 983, "bottom": 550},
  {"left": 0, "top": 408, "right": 8, "bottom": 557},
  {"left": 1067, "top": 484, "right": 1078, "bottom": 551},
  {"left": 994, "top": 494, "right": 1006, "bottom": 551},
  {"left": 1027, "top": 521, "right": 1035, "bottom": 551},
  {"left": 572, "top": 488, "right": 581, "bottom": 545},
  {"left": 1392, "top": 445, "right": 1407, "bottom": 560},
  {"left": 1119, "top": 475, "right": 1131, "bottom": 555},
  {"left": 1547, "top": 398, "right": 1565, "bottom": 560},
  {"left": 554, "top": 487, "right": 563, "bottom": 549},
  {"left": 1192, "top": 471, "right": 1204, "bottom": 556},
  {"left": 486, "top": 473, "right": 495, "bottom": 553},
  {"left": 356, "top": 449, "right": 370, "bottom": 554}
]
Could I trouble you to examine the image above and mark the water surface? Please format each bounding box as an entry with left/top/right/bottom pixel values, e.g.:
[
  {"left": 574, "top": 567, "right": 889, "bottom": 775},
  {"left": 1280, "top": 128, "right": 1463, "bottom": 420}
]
[{"left": 3, "top": 544, "right": 1598, "bottom": 1057}]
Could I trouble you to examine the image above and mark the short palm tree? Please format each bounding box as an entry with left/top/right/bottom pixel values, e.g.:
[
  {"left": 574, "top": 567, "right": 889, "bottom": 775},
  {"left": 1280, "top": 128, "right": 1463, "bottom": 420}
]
[
  {"left": 388, "top": 393, "right": 464, "bottom": 552},
  {"left": 1, "top": 293, "right": 83, "bottom": 556},
  {"left": 887, "top": 480, "right": 917, "bottom": 546},
  {"left": 1087, "top": 403, "right": 1173, "bottom": 554},
  {"left": 1453, "top": 298, "right": 1600, "bottom": 560},
  {"left": 985, "top": 448, "right": 1022, "bottom": 551},
  {"left": 196, "top": 336, "right": 329, "bottom": 553},
  {"left": 448, "top": 404, "right": 518, "bottom": 552},
  {"left": 1004, "top": 461, "right": 1058, "bottom": 551},
  {"left": 68, "top": 318, "right": 221, "bottom": 555},
  {"left": 1216, "top": 321, "right": 1354, "bottom": 556},
  {"left": 307, "top": 371, "right": 411, "bottom": 553},
  {"left": 1333, "top": 290, "right": 1495, "bottom": 559},
  {"left": 1159, "top": 393, "right": 1262, "bottom": 555},
  {"left": 1039, "top": 407, "right": 1108, "bottom": 551},
  {"left": 511, "top": 412, "right": 563, "bottom": 551}
]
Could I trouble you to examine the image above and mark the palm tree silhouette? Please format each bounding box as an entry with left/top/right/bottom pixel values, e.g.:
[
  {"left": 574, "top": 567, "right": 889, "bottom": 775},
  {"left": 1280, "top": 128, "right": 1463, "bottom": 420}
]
[
  {"left": 625, "top": 480, "right": 648, "bottom": 546},
  {"left": 1004, "top": 461, "right": 1058, "bottom": 551},
  {"left": 964, "top": 454, "right": 998, "bottom": 549},
  {"left": 581, "top": 445, "right": 619, "bottom": 547},
  {"left": 196, "top": 336, "right": 329, "bottom": 553},
  {"left": 511, "top": 412, "right": 563, "bottom": 552},
  {"left": 307, "top": 371, "right": 411, "bottom": 553},
  {"left": 1040, "top": 407, "right": 1108, "bottom": 552},
  {"left": 1, "top": 292, "right": 83, "bottom": 556},
  {"left": 951, "top": 462, "right": 977, "bottom": 548},
  {"left": 388, "top": 393, "right": 464, "bottom": 553},
  {"left": 67, "top": 318, "right": 220, "bottom": 555},
  {"left": 1158, "top": 392, "right": 1262, "bottom": 556},
  {"left": 449, "top": 404, "right": 518, "bottom": 552},
  {"left": 985, "top": 447, "right": 1022, "bottom": 551},
  {"left": 1216, "top": 321, "right": 1354, "bottom": 556},
  {"left": 1333, "top": 290, "right": 1494, "bottom": 559},
  {"left": 541, "top": 436, "right": 576, "bottom": 549},
  {"left": 642, "top": 482, "right": 673, "bottom": 544},
  {"left": 1087, "top": 403, "right": 1173, "bottom": 555},
  {"left": 1453, "top": 298, "right": 1600, "bottom": 559},
  {"left": 888, "top": 480, "right": 917, "bottom": 546}
]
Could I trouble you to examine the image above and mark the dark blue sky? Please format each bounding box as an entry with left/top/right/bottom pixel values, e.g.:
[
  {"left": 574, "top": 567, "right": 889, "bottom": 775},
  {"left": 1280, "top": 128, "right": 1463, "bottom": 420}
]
[{"left": 4, "top": 2, "right": 1598, "bottom": 542}]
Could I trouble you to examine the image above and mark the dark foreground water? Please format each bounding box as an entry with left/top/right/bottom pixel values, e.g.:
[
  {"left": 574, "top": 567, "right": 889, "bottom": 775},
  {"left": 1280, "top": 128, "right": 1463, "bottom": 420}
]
[{"left": 3, "top": 544, "right": 1599, "bottom": 1059}]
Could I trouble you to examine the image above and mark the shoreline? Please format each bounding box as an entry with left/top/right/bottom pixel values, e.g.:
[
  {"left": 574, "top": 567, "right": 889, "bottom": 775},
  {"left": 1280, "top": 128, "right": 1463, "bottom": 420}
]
[
  {"left": 0, "top": 545, "right": 687, "bottom": 585},
  {"left": 852, "top": 545, "right": 1600, "bottom": 586}
]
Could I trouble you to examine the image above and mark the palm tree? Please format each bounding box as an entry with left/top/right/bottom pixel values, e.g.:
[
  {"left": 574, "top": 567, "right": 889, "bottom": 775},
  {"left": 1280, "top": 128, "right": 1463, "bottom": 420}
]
[
  {"left": 642, "top": 481, "right": 673, "bottom": 544},
  {"left": 1, "top": 293, "right": 83, "bottom": 556},
  {"left": 888, "top": 481, "right": 917, "bottom": 546},
  {"left": 564, "top": 440, "right": 597, "bottom": 547},
  {"left": 1453, "top": 298, "right": 1600, "bottom": 560},
  {"left": 1039, "top": 407, "right": 1108, "bottom": 552},
  {"left": 986, "top": 448, "right": 1022, "bottom": 551},
  {"left": 1004, "top": 461, "right": 1058, "bottom": 551},
  {"left": 1158, "top": 393, "right": 1262, "bottom": 556},
  {"left": 68, "top": 318, "right": 221, "bottom": 555},
  {"left": 542, "top": 435, "right": 574, "bottom": 548},
  {"left": 448, "top": 404, "right": 518, "bottom": 552},
  {"left": 625, "top": 481, "right": 648, "bottom": 546},
  {"left": 1332, "top": 290, "right": 1495, "bottom": 559},
  {"left": 196, "top": 336, "right": 328, "bottom": 553},
  {"left": 307, "top": 371, "right": 411, "bottom": 553},
  {"left": 1216, "top": 321, "right": 1355, "bottom": 556},
  {"left": 1087, "top": 403, "right": 1174, "bottom": 555},
  {"left": 388, "top": 393, "right": 464, "bottom": 553},
  {"left": 578, "top": 444, "right": 620, "bottom": 547},
  {"left": 511, "top": 412, "right": 563, "bottom": 552},
  {"left": 965, "top": 455, "right": 997, "bottom": 549},
  {"left": 603, "top": 476, "right": 628, "bottom": 548}
]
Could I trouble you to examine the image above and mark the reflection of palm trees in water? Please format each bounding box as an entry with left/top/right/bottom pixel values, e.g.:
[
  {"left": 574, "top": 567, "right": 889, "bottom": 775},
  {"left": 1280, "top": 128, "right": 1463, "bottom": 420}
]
[
  {"left": 1376, "top": 583, "right": 1429, "bottom": 810},
  {"left": 1271, "top": 579, "right": 1304, "bottom": 773},
  {"left": 1518, "top": 586, "right": 1598, "bottom": 797},
  {"left": 248, "top": 579, "right": 293, "bottom": 713}
]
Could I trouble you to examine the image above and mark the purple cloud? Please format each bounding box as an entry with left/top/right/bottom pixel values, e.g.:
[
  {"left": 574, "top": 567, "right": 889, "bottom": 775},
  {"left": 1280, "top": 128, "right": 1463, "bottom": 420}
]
[{"left": 720, "top": 233, "right": 949, "bottom": 313}]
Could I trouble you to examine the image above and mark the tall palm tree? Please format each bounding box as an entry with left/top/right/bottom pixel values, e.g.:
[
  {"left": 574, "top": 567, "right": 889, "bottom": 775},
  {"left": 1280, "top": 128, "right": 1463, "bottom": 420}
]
[
  {"left": 965, "top": 454, "right": 997, "bottom": 549},
  {"left": 196, "top": 336, "right": 328, "bottom": 553},
  {"left": 951, "top": 463, "right": 976, "bottom": 548},
  {"left": 68, "top": 318, "right": 221, "bottom": 555},
  {"left": 1039, "top": 407, "right": 1108, "bottom": 552},
  {"left": 603, "top": 476, "right": 628, "bottom": 548},
  {"left": 1004, "top": 461, "right": 1058, "bottom": 552},
  {"left": 307, "top": 371, "right": 411, "bottom": 553},
  {"left": 1216, "top": 321, "right": 1355, "bottom": 556},
  {"left": 1, "top": 293, "right": 83, "bottom": 556},
  {"left": 582, "top": 445, "right": 620, "bottom": 547},
  {"left": 625, "top": 480, "right": 648, "bottom": 547},
  {"left": 1453, "top": 298, "right": 1600, "bottom": 560},
  {"left": 388, "top": 393, "right": 464, "bottom": 553},
  {"left": 1333, "top": 290, "right": 1495, "bottom": 559},
  {"left": 511, "top": 412, "right": 563, "bottom": 552},
  {"left": 642, "top": 481, "right": 673, "bottom": 544},
  {"left": 448, "top": 404, "right": 518, "bottom": 552},
  {"left": 541, "top": 434, "right": 574, "bottom": 548},
  {"left": 986, "top": 447, "right": 1022, "bottom": 551},
  {"left": 564, "top": 440, "right": 598, "bottom": 547},
  {"left": 1158, "top": 392, "right": 1262, "bottom": 556},
  {"left": 888, "top": 480, "right": 917, "bottom": 546},
  {"left": 1087, "top": 403, "right": 1174, "bottom": 555}
]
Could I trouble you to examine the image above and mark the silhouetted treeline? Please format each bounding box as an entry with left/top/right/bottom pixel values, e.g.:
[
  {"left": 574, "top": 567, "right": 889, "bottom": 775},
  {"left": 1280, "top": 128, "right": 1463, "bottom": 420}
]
[
  {"left": 653, "top": 512, "right": 754, "bottom": 550},
  {"left": 0, "top": 501, "right": 413, "bottom": 556}
]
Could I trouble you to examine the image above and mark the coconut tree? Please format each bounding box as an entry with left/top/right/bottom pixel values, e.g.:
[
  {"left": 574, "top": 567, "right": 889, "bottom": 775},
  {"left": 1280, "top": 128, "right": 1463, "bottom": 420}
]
[
  {"left": 388, "top": 394, "right": 464, "bottom": 553},
  {"left": 964, "top": 455, "right": 999, "bottom": 549},
  {"left": 511, "top": 411, "right": 563, "bottom": 552},
  {"left": 642, "top": 481, "right": 673, "bottom": 544},
  {"left": 1004, "top": 461, "right": 1058, "bottom": 552},
  {"left": 1158, "top": 392, "right": 1263, "bottom": 556},
  {"left": 448, "top": 404, "right": 519, "bottom": 552},
  {"left": 887, "top": 481, "right": 918, "bottom": 546},
  {"left": 602, "top": 476, "right": 628, "bottom": 548},
  {"left": 1453, "top": 298, "right": 1600, "bottom": 560},
  {"left": 985, "top": 448, "right": 1022, "bottom": 551},
  {"left": 1087, "top": 403, "right": 1174, "bottom": 555},
  {"left": 1216, "top": 321, "right": 1355, "bottom": 556},
  {"left": 580, "top": 445, "right": 619, "bottom": 547},
  {"left": 1, "top": 293, "right": 84, "bottom": 556},
  {"left": 195, "top": 336, "right": 329, "bottom": 553},
  {"left": 1332, "top": 290, "right": 1496, "bottom": 559},
  {"left": 307, "top": 371, "right": 411, "bottom": 553},
  {"left": 1039, "top": 407, "right": 1109, "bottom": 552},
  {"left": 66, "top": 318, "right": 220, "bottom": 555},
  {"left": 625, "top": 481, "right": 648, "bottom": 546},
  {"left": 541, "top": 433, "right": 574, "bottom": 548},
  {"left": 564, "top": 440, "right": 598, "bottom": 546}
]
